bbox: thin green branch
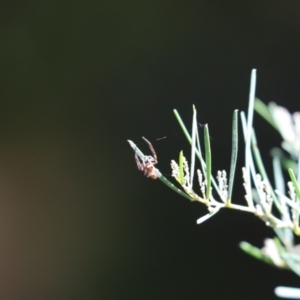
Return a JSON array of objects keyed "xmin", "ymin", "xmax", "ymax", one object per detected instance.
[{"xmin": 159, "ymin": 174, "xmax": 195, "ymax": 201}]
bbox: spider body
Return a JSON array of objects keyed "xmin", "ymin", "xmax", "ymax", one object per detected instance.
[{"xmin": 135, "ymin": 137, "xmax": 158, "ymax": 179}]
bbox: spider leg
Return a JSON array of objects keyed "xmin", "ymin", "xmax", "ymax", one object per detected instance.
[{"xmin": 142, "ymin": 136, "xmax": 157, "ymax": 160}]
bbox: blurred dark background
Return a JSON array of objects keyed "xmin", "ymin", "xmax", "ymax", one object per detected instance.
[{"xmin": 0, "ymin": 1, "xmax": 300, "ymax": 299}]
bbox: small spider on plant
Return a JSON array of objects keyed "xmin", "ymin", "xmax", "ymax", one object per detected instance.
[{"xmin": 135, "ymin": 137, "xmax": 158, "ymax": 179}]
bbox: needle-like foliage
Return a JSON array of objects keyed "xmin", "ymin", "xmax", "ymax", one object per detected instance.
[{"xmin": 128, "ymin": 70, "xmax": 300, "ymax": 298}]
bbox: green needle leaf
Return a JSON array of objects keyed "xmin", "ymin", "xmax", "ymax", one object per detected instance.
[
  {"xmin": 204, "ymin": 124, "xmax": 211, "ymax": 200},
  {"xmin": 228, "ymin": 109, "xmax": 238, "ymax": 203},
  {"xmin": 254, "ymin": 98, "xmax": 278, "ymax": 130},
  {"xmin": 190, "ymin": 105, "xmax": 197, "ymax": 186},
  {"xmin": 239, "ymin": 241, "xmax": 273, "ymax": 265},
  {"xmin": 179, "ymin": 150, "xmax": 184, "ymax": 185}
]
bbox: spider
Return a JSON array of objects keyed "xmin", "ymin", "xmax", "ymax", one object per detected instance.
[{"xmin": 135, "ymin": 137, "xmax": 158, "ymax": 180}]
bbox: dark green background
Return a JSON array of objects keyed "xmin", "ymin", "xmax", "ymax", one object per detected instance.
[{"xmin": 0, "ymin": 1, "xmax": 300, "ymax": 299}]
